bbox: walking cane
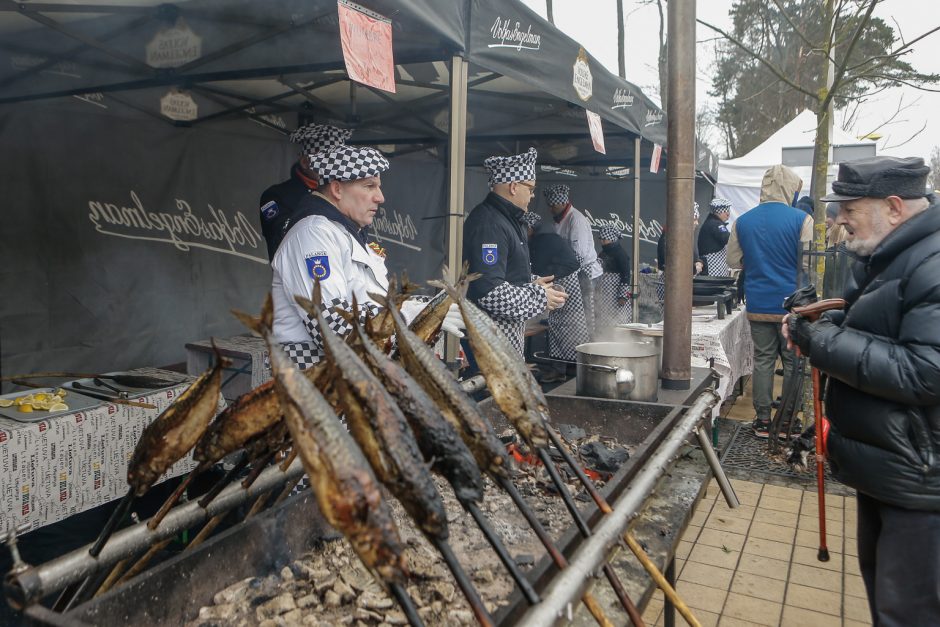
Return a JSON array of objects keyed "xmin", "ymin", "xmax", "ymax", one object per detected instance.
[{"xmin": 791, "ymin": 298, "xmax": 845, "ymax": 563}]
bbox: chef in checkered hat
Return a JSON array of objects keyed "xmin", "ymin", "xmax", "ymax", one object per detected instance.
[
  {"xmin": 270, "ymin": 142, "xmax": 464, "ymax": 368},
  {"xmin": 544, "ymin": 184, "xmax": 604, "ymax": 338},
  {"xmin": 697, "ymin": 197, "xmax": 733, "ymax": 276},
  {"xmin": 259, "ymin": 123, "xmax": 353, "ymax": 260},
  {"xmin": 596, "ymin": 225, "xmax": 633, "ymax": 326},
  {"xmin": 463, "ymin": 148, "xmax": 567, "ymax": 358}
]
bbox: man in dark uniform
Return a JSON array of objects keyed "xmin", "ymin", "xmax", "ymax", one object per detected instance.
[
  {"xmin": 258, "ymin": 123, "xmax": 352, "ymax": 260},
  {"xmin": 697, "ymin": 197, "xmax": 732, "ymax": 276},
  {"xmin": 596, "ymin": 225, "xmax": 632, "ymax": 325},
  {"xmin": 522, "ymin": 211, "xmax": 588, "ymax": 382},
  {"xmin": 463, "ymin": 148, "xmax": 567, "ymax": 358},
  {"xmin": 785, "ymin": 156, "xmax": 940, "ymax": 625}
]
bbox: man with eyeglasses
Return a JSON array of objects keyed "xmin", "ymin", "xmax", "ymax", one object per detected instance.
[
  {"xmin": 463, "ymin": 147, "xmax": 567, "ymax": 358},
  {"xmin": 545, "ymin": 184, "xmax": 603, "ymax": 338}
]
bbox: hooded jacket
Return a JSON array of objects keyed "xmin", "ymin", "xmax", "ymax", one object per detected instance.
[
  {"xmin": 727, "ymin": 165, "xmax": 812, "ymax": 320},
  {"xmin": 808, "ymin": 199, "xmax": 940, "ymax": 511}
]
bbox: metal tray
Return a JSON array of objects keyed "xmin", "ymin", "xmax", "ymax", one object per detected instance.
[
  {"xmin": 0, "ymin": 387, "xmax": 102, "ymax": 423},
  {"xmin": 63, "ymin": 373, "xmax": 177, "ymax": 401}
]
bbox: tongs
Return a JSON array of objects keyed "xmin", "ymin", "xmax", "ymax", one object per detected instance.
[{"xmin": 70, "ymin": 382, "xmax": 156, "ymax": 409}]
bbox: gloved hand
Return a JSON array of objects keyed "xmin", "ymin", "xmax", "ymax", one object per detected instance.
[
  {"xmin": 788, "ymin": 315, "xmax": 831, "ymax": 357},
  {"xmin": 399, "ymin": 298, "xmax": 427, "ymax": 325},
  {"xmin": 441, "ymin": 303, "xmax": 465, "ymax": 338}
]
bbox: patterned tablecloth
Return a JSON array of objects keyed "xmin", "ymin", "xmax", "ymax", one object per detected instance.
[
  {"xmin": 0, "ymin": 368, "xmax": 225, "ymax": 534},
  {"xmin": 625, "ymin": 305, "xmax": 753, "ymax": 416}
]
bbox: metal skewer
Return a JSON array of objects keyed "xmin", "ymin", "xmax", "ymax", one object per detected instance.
[
  {"xmin": 389, "ymin": 582, "xmax": 426, "ymax": 627},
  {"xmin": 494, "ymin": 475, "xmax": 614, "ymax": 627},
  {"xmin": 430, "ymin": 537, "xmax": 494, "ymax": 627}
]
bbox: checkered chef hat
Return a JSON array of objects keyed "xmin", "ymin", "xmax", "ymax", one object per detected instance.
[
  {"xmin": 709, "ymin": 197, "xmax": 732, "ymax": 213},
  {"xmin": 518, "ymin": 211, "xmax": 542, "ymax": 227},
  {"xmin": 543, "ymin": 184, "xmax": 569, "ymax": 207},
  {"xmin": 693, "ymin": 202, "xmax": 700, "ymax": 220},
  {"xmin": 484, "ymin": 147, "xmax": 538, "ymax": 187},
  {"xmin": 599, "ymin": 225, "xmax": 622, "ymax": 241},
  {"xmin": 289, "ymin": 123, "xmax": 352, "ymax": 159},
  {"xmin": 309, "ymin": 145, "xmax": 390, "ymax": 183}
]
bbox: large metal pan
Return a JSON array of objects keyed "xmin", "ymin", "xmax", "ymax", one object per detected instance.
[{"xmin": 575, "ymin": 342, "xmax": 659, "ymax": 402}]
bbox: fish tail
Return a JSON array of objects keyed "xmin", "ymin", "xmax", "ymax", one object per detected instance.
[
  {"xmin": 208, "ymin": 338, "xmax": 233, "ymax": 369},
  {"xmin": 232, "ymin": 294, "xmax": 271, "ymax": 337}
]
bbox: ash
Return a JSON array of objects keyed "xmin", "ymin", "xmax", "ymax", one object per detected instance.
[{"xmin": 188, "ymin": 431, "xmax": 631, "ymax": 627}]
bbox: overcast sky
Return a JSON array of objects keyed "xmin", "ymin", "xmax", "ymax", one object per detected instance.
[{"xmin": 518, "ymin": 0, "xmax": 940, "ymax": 161}]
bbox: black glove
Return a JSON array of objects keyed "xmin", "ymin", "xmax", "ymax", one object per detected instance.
[{"xmin": 788, "ymin": 316, "xmax": 832, "ymax": 356}]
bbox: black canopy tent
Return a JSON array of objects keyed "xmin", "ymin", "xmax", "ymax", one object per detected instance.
[{"xmin": 0, "ymin": 0, "xmax": 715, "ymax": 382}]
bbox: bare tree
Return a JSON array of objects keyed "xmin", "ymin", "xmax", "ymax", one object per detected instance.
[{"xmin": 700, "ymin": 0, "xmax": 940, "ymax": 288}]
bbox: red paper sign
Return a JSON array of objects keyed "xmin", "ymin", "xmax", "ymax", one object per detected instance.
[
  {"xmin": 337, "ymin": 0, "xmax": 396, "ymax": 93},
  {"xmin": 650, "ymin": 143, "xmax": 663, "ymax": 173},
  {"xmin": 586, "ymin": 110, "xmax": 606, "ymax": 154}
]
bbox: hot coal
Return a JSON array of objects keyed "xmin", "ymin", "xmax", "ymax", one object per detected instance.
[{"xmin": 579, "ymin": 441, "xmax": 629, "ymax": 473}]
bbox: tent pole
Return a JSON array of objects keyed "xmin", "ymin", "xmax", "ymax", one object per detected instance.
[
  {"xmin": 632, "ymin": 136, "xmax": 641, "ymax": 323},
  {"xmin": 445, "ymin": 55, "xmax": 469, "ymax": 365}
]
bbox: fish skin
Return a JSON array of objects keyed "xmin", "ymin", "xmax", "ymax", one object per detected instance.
[
  {"xmin": 377, "ymin": 283, "xmax": 511, "ymax": 479},
  {"xmin": 308, "ymin": 290, "xmax": 449, "ymax": 541},
  {"xmin": 349, "ymin": 317, "xmax": 485, "ymax": 505},
  {"xmin": 234, "ymin": 297, "xmax": 408, "ymax": 586},
  {"xmin": 433, "ymin": 277, "xmax": 550, "ymax": 450},
  {"xmin": 192, "ymin": 380, "xmax": 281, "ymax": 465},
  {"xmin": 126, "ymin": 347, "xmax": 227, "ymax": 496}
]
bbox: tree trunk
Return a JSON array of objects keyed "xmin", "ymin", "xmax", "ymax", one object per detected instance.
[{"xmin": 617, "ymin": 0, "xmax": 625, "ymax": 78}]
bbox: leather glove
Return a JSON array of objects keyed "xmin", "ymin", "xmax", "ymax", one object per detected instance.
[
  {"xmin": 788, "ymin": 316, "xmax": 831, "ymax": 357},
  {"xmin": 398, "ymin": 298, "xmax": 427, "ymax": 325},
  {"xmin": 441, "ymin": 303, "xmax": 465, "ymax": 338}
]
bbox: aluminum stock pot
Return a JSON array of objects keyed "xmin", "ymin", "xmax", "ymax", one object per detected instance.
[
  {"xmin": 575, "ymin": 342, "xmax": 659, "ymax": 402},
  {"xmin": 611, "ymin": 325, "xmax": 664, "ymax": 377}
]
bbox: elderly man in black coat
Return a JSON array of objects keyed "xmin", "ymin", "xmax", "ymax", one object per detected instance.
[{"xmin": 784, "ymin": 156, "xmax": 940, "ymax": 626}]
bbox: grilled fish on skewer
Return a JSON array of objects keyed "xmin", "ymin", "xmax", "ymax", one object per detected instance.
[
  {"xmin": 234, "ymin": 297, "xmax": 408, "ymax": 587},
  {"xmin": 375, "ymin": 284, "xmax": 510, "ymax": 479},
  {"xmin": 127, "ymin": 343, "xmax": 228, "ymax": 497},
  {"xmin": 349, "ymin": 313, "xmax": 485, "ymax": 504},
  {"xmin": 407, "ymin": 264, "xmax": 479, "ymax": 347},
  {"xmin": 192, "ymin": 380, "xmax": 281, "ymax": 466},
  {"xmin": 433, "ymin": 276, "xmax": 549, "ymax": 450},
  {"xmin": 298, "ymin": 289, "xmax": 448, "ymax": 540}
]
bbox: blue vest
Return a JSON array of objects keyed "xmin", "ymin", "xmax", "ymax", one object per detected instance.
[{"xmin": 735, "ymin": 202, "xmax": 806, "ymax": 315}]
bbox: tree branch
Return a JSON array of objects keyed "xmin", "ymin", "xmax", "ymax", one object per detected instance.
[
  {"xmin": 882, "ymin": 121, "xmax": 928, "ymax": 150},
  {"xmin": 698, "ymin": 18, "xmax": 818, "ymax": 99},
  {"xmin": 770, "ymin": 0, "xmax": 821, "ymax": 56},
  {"xmin": 823, "ymin": 0, "xmax": 878, "ymax": 112}
]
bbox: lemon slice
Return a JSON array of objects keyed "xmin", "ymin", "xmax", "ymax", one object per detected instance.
[
  {"xmin": 0, "ymin": 399, "xmax": 13, "ymax": 408},
  {"xmin": 15, "ymin": 395, "xmax": 33, "ymax": 406},
  {"xmin": 55, "ymin": 388, "xmax": 68, "ymax": 397},
  {"xmin": 48, "ymin": 402, "xmax": 69, "ymax": 412},
  {"xmin": 18, "ymin": 404, "xmax": 34, "ymax": 413},
  {"xmin": 33, "ymin": 393, "xmax": 48, "ymax": 402}
]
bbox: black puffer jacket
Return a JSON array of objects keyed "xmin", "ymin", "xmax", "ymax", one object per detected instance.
[{"xmin": 808, "ymin": 200, "xmax": 940, "ymax": 511}]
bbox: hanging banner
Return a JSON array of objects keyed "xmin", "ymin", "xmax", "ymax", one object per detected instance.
[
  {"xmin": 586, "ymin": 110, "xmax": 606, "ymax": 154},
  {"xmin": 337, "ymin": 0, "xmax": 396, "ymax": 93},
  {"xmin": 650, "ymin": 143, "xmax": 663, "ymax": 173},
  {"xmin": 145, "ymin": 18, "xmax": 202, "ymax": 69}
]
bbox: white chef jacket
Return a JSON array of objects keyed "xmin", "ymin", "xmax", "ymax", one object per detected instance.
[
  {"xmin": 553, "ymin": 205, "xmax": 603, "ymax": 279},
  {"xmin": 271, "ymin": 214, "xmax": 389, "ymax": 344}
]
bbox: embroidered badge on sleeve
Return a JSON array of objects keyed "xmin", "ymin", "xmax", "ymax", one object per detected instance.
[
  {"xmin": 260, "ymin": 200, "xmax": 279, "ymax": 221},
  {"xmin": 482, "ymin": 243, "xmax": 499, "ymax": 266},
  {"xmin": 305, "ymin": 252, "xmax": 331, "ymax": 280}
]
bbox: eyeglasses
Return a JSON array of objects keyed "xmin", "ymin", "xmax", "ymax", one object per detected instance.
[{"xmin": 517, "ymin": 181, "xmax": 536, "ymax": 193}]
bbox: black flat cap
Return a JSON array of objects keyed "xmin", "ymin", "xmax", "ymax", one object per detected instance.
[{"xmin": 821, "ymin": 156, "xmax": 930, "ymax": 202}]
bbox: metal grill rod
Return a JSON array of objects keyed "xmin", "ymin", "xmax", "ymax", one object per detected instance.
[
  {"xmin": 515, "ymin": 390, "xmax": 718, "ymax": 626},
  {"xmin": 4, "ymin": 459, "xmax": 304, "ymax": 609}
]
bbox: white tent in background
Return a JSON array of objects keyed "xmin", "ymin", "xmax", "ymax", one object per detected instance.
[{"xmin": 716, "ymin": 110, "xmax": 875, "ymax": 219}]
